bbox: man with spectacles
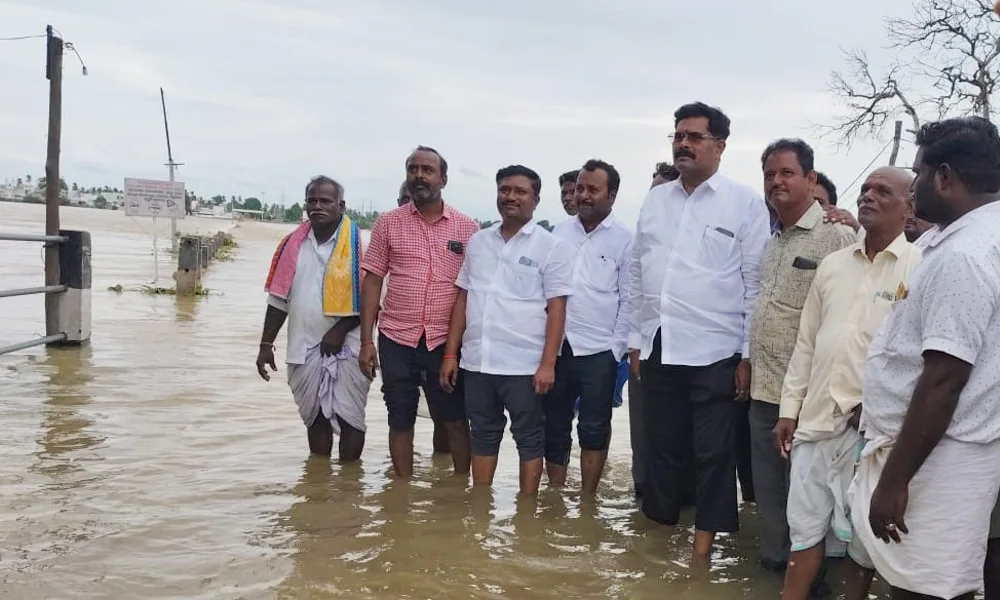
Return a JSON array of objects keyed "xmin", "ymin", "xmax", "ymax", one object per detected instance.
[{"xmin": 628, "ymin": 102, "xmax": 771, "ymax": 563}]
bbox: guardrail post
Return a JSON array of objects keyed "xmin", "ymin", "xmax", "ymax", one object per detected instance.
[
  {"xmin": 51, "ymin": 229, "xmax": 91, "ymax": 346},
  {"xmin": 200, "ymin": 243, "xmax": 210, "ymax": 270},
  {"xmin": 176, "ymin": 236, "xmax": 201, "ymax": 296}
]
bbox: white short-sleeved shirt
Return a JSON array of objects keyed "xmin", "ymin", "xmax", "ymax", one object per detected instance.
[
  {"xmin": 862, "ymin": 201, "xmax": 1000, "ymax": 444},
  {"xmin": 456, "ymin": 221, "xmax": 575, "ymax": 376},
  {"xmin": 551, "ymin": 215, "xmax": 632, "ymax": 361}
]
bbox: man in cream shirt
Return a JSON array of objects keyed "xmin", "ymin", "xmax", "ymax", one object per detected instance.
[{"xmin": 774, "ymin": 166, "xmax": 921, "ymax": 600}]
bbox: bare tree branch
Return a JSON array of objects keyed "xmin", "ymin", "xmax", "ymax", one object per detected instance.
[{"xmin": 825, "ymin": 0, "xmax": 1000, "ymax": 146}]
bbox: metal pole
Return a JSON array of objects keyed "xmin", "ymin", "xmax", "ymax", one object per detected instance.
[
  {"xmin": 161, "ymin": 87, "xmax": 179, "ymax": 253},
  {"xmin": 888, "ymin": 120, "xmax": 904, "ymax": 166},
  {"xmin": 44, "ymin": 25, "xmax": 64, "ymax": 339},
  {"xmin": 152, "ymin": 216, "xmax": 159, "ymax": 286}
]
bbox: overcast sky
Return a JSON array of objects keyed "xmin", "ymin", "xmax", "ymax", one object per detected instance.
[{"xmin": 1, "ymin": 0, "xmax": 919, "ymax": 225}]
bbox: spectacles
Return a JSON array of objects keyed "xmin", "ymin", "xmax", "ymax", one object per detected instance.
[{"xmin": 669, "ymin": 131, "xmax": 716, "ymax": 144}]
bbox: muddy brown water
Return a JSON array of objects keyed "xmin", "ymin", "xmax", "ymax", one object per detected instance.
[{"xmin": 2, "ymin": 202, "xmax": 880, "ymax": 598}]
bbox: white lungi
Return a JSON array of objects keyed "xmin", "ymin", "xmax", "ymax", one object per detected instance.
[
  {"xmin": 287, "ymin": 344, "xmax": 370, "ymax": 435},
  {"xmin": 850, "ymin": 436, "xmax": 1000, "ymax": 597},
  {"xmin": 788, "ymin": 425, "xmax": 864, "ymax": 558}
]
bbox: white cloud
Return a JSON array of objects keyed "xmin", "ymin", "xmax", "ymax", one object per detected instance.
[{"xmin": 0, "ymin": 0, "xmax": 920, "ymax": 225}]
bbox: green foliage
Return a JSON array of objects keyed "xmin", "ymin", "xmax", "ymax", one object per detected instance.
[
  {"xmin": 93, "ymin": 196, "xmax": 109, "ymax": 209},
  {"xmin": 284, "ymin": 202, "xmax": 303, "ymax": 223},
  {"xmin": 242, "ymin": 197, "xmax": 262, "ymax": 211},
  {"xmin": 345, "ymin": 208, "xmax": 379, "ymax": 229}
]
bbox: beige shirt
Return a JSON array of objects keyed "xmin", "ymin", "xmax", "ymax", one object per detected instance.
[
  {"xmin": 780, "ymin": 233, "xmax": 923, "ymax": 439},
  {"xmin": 749, "ymin": 201, "xmax": 857, "ymax": 403}
]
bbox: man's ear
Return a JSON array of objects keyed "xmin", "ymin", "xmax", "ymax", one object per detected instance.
[{"xmin": 441, "ymin": 173, "xmax": 448, "ymax": 188}]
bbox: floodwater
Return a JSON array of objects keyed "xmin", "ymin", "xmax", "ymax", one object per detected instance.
[{"xmin": 1, "ymin": 202, "xmax": 865, "ymax": 598}]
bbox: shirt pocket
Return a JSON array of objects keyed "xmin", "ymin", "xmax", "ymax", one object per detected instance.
[
  {"xmin": 583, "ymin": 254, "xmax": 618, "ymax": 292},
  {"xmin": 776, "ymin": 260, "xmax": 819, "ymax": 310},
  {"xmin": 862, "ymin": 295, "xmax": 895, "ymax": 342},
  {"xmin": 698, "ymin": 225, "xmax": 737, "ymax": 269},
  {"xmin": 503, "ymin": 262, "xmax": 543, "ymax": 300},
  {"xmin": 433, "ymin": 244, "xmax": 465, "ymax": 284}
]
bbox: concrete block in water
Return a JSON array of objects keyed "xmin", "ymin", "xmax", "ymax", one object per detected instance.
[
  {"xmin": 200, "ymin": 245, "xmax": 210, "ymax": 269},
  {"xmin": 176, "ymin": 236, "xmax": 202, "ymax": 296},
  {"xmin": 53, "ymin": 229, "xmax": 92, "ymax": 345}
]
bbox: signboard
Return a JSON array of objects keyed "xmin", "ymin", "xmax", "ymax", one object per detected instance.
[{"xmin": 124, "ymin": 177, "xmax": 186, "ymax": 219}]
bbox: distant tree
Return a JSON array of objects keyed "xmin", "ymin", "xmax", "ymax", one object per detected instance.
[
  {"xmin": 537, "ymin": 220, "xmax": 553, "ymax": 231},
  {"xmin": 345, "ymin": 208, "xmax": 379, "ymax": 229},
  {"xmin": 242, "ymin": 197, "xmax": 262, "ymax": 211},
  {"xmin": 825, "ymin": 0, "xmax": 998, "ymax": 147},
  {"xmin": 477, "ymin": 219, "xmax": 497, "ymax": 229},
  {"xmin": 94, "ymin": 196, "xmax": 109, "ymax": 209},
  {"xmin": 16, "ymin": 177, "xmax": 22, "ymax": 187},
  {"xmin": 211, "ymin": 195, "xmax": 226, "ymax": 206},
  {"xmin": 284, "ymin": 202, "xmax": 303, "ymax": 223},
  {"xmin": 25, "ymin": 174, "xmax": 31, "ymax": 183},
  {"xmin": 71, "ymin": 182, "xmax": 78, "ymax": 192}
]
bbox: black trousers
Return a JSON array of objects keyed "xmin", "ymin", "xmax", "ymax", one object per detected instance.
[{"xmin": 640, "ymin": 331, "xmax": 740, "ymax": 533}]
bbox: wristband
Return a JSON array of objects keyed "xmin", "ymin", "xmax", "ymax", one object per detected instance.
[
  {"xmin": 443, "ymin": 354, "xmax": 458, "ymax": 360},
  {"xmin": 260, "ymin": 342, "xmax": 275, "ymax": 348},
  {"xmin": 361, "ymin": 340, "xmax": 375, "ymax": 347}
]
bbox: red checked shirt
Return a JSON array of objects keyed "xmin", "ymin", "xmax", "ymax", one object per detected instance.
[{"xmin": 361, "ymin": 202, "xmax": 480, "ymax": 350}]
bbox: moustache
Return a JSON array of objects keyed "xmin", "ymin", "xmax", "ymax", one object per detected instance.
[{"xmin": 674, "ymin": 150, "xmax": 695, "ymax": 159}]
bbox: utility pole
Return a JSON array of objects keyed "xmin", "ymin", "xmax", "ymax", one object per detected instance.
[
  {"xmin": 888, "ymin": 120, "xmax": 903, "ymax": 166},
  {"xmin": 160, "ymin": 87, "xmax": 182, "ymax": 253},
  {"xmin": 44, "ymin": 24, "xmax": 63, "ymax": 338}
]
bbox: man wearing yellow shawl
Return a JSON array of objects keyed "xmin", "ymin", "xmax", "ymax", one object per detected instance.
[{"xmin": 256, "ymin": 176, "xmax": 370, "ymax": 460}]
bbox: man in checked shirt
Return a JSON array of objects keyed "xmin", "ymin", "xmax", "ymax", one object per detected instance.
[{"xmin": 359, "ymin": 146, "xmax": 480, "ymax": 478}]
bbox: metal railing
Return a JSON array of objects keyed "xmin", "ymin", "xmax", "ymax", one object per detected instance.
[{"xmin": 0, "ymin": 232, "xmax": 68, "ymax": 355}]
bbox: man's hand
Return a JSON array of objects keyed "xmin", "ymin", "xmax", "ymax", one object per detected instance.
[
  {"xmin": 869, "ymin": 478, "xmax": 909, "ymax": 543},
  {"xmin": 320, "ymin": 327, "xmax": 348, "ymax": 357},
  {"xmin": 440, "ymin": 356, "xmax": 459, "ymax": 393},
  {"xmin": 734, "ymin": 359, "xmax": 751, "ymax": 401},
  {"xmin": 256, "ymin": 344, "xmax": 277, "ymax": 381},
  {"xmin": 358, "ymin": 342, "xmax": 379, "ymax": 380},
  {"xmin": 533, "ymin": 363, "xmax": 556, "ymax": 395},
  {"xmin": 773, "ymin": 417, "xmax": 797, "ymax": 459},
  {"xmin": 629, "ymin": 349, "xmax": 641, "ymax": 379},
  {"xmin": 823, "ymin": 206, "xmax": 860, "ymax": 231}
]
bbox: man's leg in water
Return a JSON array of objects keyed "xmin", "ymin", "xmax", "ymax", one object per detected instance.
[
  {"xmin": 307, "ymin": 413, "xmax": 334, "ymax": 456},
  {"xmin": 337, "ymin": 416, "xmax": 365, "ymax": 462}
]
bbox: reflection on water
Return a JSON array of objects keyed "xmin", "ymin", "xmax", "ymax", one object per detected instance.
[{"xmin": 1, "ymin": 202, "xmax": 850, "ymax": 598}]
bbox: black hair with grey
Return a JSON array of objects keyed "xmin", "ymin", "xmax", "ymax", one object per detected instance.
[
  {"xmin": 409, "ymin": 145, "xmax": 448, "ymax": 177},
  {"xmin": 674, "ymin": 102, "xmax": 731, "ymax": 140},
  {"xmin": 305, "ymin": 175, "xmax": 344, "ymax": 200}
]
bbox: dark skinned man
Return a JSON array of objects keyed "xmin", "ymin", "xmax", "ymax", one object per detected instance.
[
  {"xmin": 257, "ymin": 176, "xmax": 369, "ymax": 461},
  {"xmin": 546, "ymin": 159, "xmax": 632, "ymax": 494},
  {"xmin": 749, "ymin": 139, "xmax": 856, "ymax": 587},
  {"xmin": 629, "ymin": 102, "xmax": 770, "ymax": 564},
  {"xmin": 359, "ymin": 146, "xmax": 478, "ymax": 478},
  {"xmin": 774, "ymin": 167, "xmax": 921, "ymax": 600},
  {"xmin": 850, "ymin": 117, "xmax": 1000, "ymax": 600},
  {"xmin": 559, "ymin": 169, "xmax": 579, "ymax": 216}
]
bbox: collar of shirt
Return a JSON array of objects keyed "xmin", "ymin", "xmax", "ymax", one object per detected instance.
[
  {"xmin": 407, "ymin": 200, "xmax": 457, "ymax": 221},
  {"xmin": 923, "ymin": 201, "xmax": 1000, "ymax": 251},
  {"xmin": 851, "ymin": 231, "xmax": 910, "ymax": 261},
  {"xmin": 773, "ymin": 201, "xmax": 823, "ymax": 237},
  {"xmin": 666, "ymin": 171, "xmax": 725, "ymax": 197},
  {"xmin": 489, "ymin": 219, "xmax": 538, "ymax": 239},
  {"xmin": 307, "ymin": 222, "xmax": 339, "ymax": 250},
  {"xmin": 570, "ymin": 213, "xmax": 617, "ymax": 235}
]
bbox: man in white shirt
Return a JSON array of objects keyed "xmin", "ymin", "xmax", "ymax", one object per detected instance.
[
  {"xmin": 851, "ymin": 116, "xmax": 1000, "ymax": 599},
  {"xmin": 256, "ymin": 176, "xmax": 371, "ymax": 460},
  {"xmin": 628, "ymin": 102, "xmax": 771, "ymax": 562},
  {"xmin": 440, "ymin": 165, "xmax": 574, "ymax": 496},
  {"xmin": 774, "ymin": 166, "xmax": 921, "ymax": 600},
  {"xmin": 559, "ymin": 170, "xmax": 579, "ymax": 216},
  {"xmin": 546, "ymin": 159, "xmax": 632, "ymax": 494}
]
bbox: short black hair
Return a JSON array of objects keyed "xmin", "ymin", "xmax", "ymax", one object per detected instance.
[
  {"xmin": 496, "ymin": 165, "xmax": 542, "ymax": 197},
  {"xmin": 815, "ymin": 171, "xmax": 837, "ymax": 205},
  {"xmin": 654, "ymin": 162, "xmax": 680, "ymax": 181},
  {"xmin": 558, "ymin": 170, "xmax": 579, "ymax": 186},
  {"xmin": 674, "ymin": 102, "xmax": 731, "ymax": 140},
  {"xmin": 915, "ymin": 116, "xmax": 1000, "ymax": 193},
  {"xmin": 580, "ymin": 159, "xmax": 620, "ymax": 196},
  {"xmin": 760, "ymin": 138, "xmax": 815, "ymax": 174},
  {"xmin": 305, "ymin": 175, "xmax": 343, "ymax": 200},
  {"xmin": 408, "ymin": 145, "xmax": 448, "ymax": 177}
]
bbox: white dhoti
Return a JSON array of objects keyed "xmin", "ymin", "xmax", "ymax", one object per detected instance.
[
  {"xmin": 287, "ymin": 344, "xmax": 370, "ymax": 435},
  {"xmin": 849, "ymin": 436, "xmax": 1000, "ymax": 598}
]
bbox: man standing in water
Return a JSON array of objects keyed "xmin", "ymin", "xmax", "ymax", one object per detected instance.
[
  {"xmin": 559, "ymin": 170, "xmax": 579, "ymax": 216},
  {"xmin": 546, "ymin": 159, "xmax": 632, "ymax": 494},
  {"xmin": 852, "ymin": 117, "xmax": 1000, "ymax": 599},
  {"xmin": 629, "ymin": 102, "xmax": 770, "ymax": 563},
  {"xmin": 395, "ymin": 181, "xmax": 450, "ymax": 456},
  {"xmin": 256, "ymin": 176, "xmax": 370, "ymax": 461},
  {"xmin": 749, "ymin": 139, "xmax": 856, "ymax": 579},
  {"xmin": 440, "ymin": 165, "xmax": 574, "ymax": 496},
  {"xmin": 358, "ymin": 146, "xmax": 479, "ymax": 478},
  {"xmin": 775, "ymin": 166, "xmax": 921, "ymax": 600}
]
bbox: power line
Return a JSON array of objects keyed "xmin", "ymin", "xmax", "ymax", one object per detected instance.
[
  {"xmin": 840, "ymin": 138, "xmax": 895, "ymax": 200},
  {"xmin": 0, "ymin": 34, "xmax": 46, "ymax": 41}
]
